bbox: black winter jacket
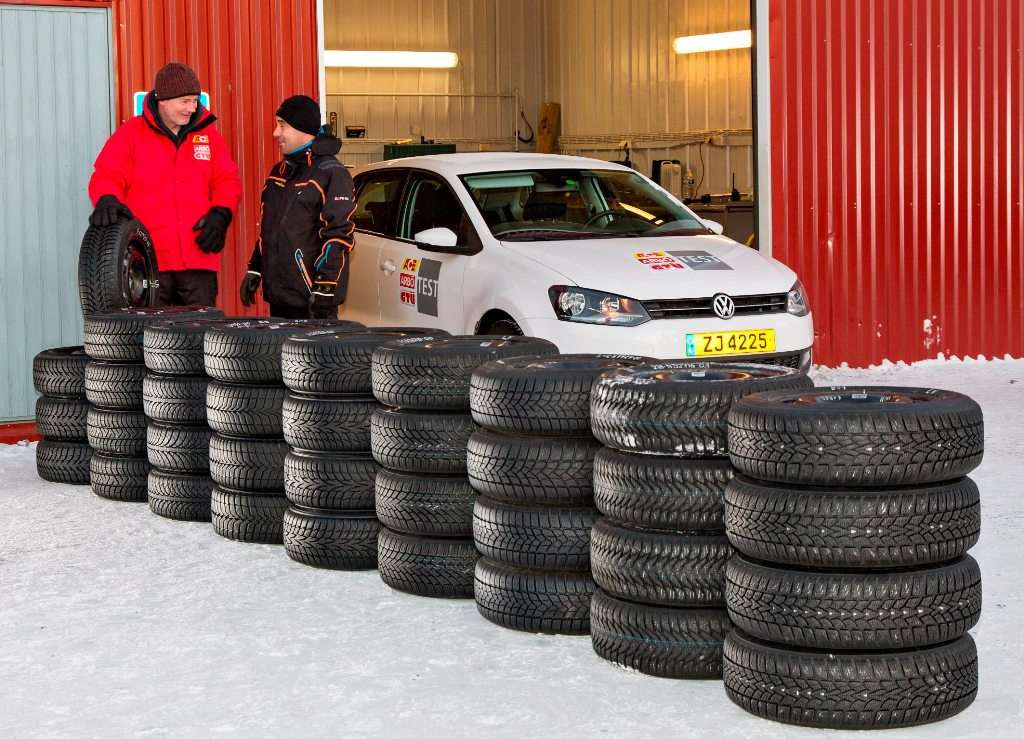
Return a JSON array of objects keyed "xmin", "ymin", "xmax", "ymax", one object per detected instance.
[{"xmin": 247, "ymin": 135, "xmax": 355, "ymax": 309}]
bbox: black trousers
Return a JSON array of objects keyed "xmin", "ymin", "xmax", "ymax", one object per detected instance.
[
  {"xmin": 157, "ymin": 269, "xmax": 218, "ymax": 307},
  {"xmin": 270, "ymin": 303, "xmax": 309, "ymax": 319}
]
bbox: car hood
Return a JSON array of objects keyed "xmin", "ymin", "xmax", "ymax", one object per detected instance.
[{"xmin": 499, "ymin": 234, "xmax": 797, "ymax": 299}]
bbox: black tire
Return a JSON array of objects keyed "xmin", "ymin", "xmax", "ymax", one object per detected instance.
[
  {"xmin": 147, "ymin": 470, "xmax": 213, "ymax": 522},
  {"xmin": 205, "ymin": 381, "xmax": 284, "ymax": 437},
  {"xmin": 34, "ymin": 396, "xmax": 89, "ymax": 441},
  {"xmin": 591, "ymin": 362, "xmax": 813, "ymax": 457},
  {"xmin": 142, "ymin": 373, "xmax": 209, "ymax": 425},
  {"xmin": 144, "ymin": 319, "xmax": 245, "ymax": 375},
  {"xmin": 33, "ymin": 346, "xmax": 89, "ymax": 397},
  {"xmin": 591, "ymin": 590, "xmax": 730, "ymax": 679},
  {"xmin": 283, "ymin": 450, "xmax": 378, "ymax": 510},
  {"xmin": 84, "ymin": 306, "xmax": 224, "ymax": 362},
  {"xmin": 593, "ymin": 449, "xmax": 732, "ymax": 531},
  {"xmin": 728, "ymin": 386, "xmax": 985, "ymax": 487},
  {"xmin": 590, "ymin": 518, "xmax": 730, "ymax": 607},
  {"xmin": 282, "ymin": 327, "xmax": 445, "ymax": 395},
  {"xmin": 210, "ymin": 486, "xmax": 289, "ymax": 544},
  {"xmin": 372, "ymin": 335, "xmax": 559, "ymax": 411},
  {"xmin": 283, "ymin": 507, "xmax": 380, "ymax": 570},
  {"xmin": 469, "ymin": 354, "xmax": 650, "ymax": 434},
  {"xmin": 203, "ymin": 319, "xmax": 342, "ymax": 384},
  {"xmin": 90, "ymin": 453, "xmax": 149, "ymax": 502},
  {"xmin": 86, "ymin": 407, "xmax": 147, "ymax": 456},
  {"xmin": 36, "ymin": 440, "xmax": 91, "ymax": 484},
  {"xmin": 726, "ymin": 554, "xmax": 982, "ymax": 650},
  {"xmin": 370, "ymin": 408, "xmax": 475, "ymax": 474},
  {"xmin": 473, "ymin": 496, "xmax": 599, "ymax": 571},
  {"xmin": 375, "ymin": 470, "xmax": 476, "ymax": 537},
  {"xmin": 377, "ymin": 528, "xmax": 477, "ymax": 598},
  {"xmin": 474, "ymin": 558, "xmax": 595, "ymax": 635},
  {"xmin": 147, "ymin": 468, "xmax": 212, "ymax": 522},
  {"xmin": 723, "ymin": 630, "xmax": 978, "ymax": 729},
  {"xmin": 725, "ymin": 475, "xmax": 981, "ymax": 568},
  {"xmin": 466, "ymin": 429, "xmax": 600, "ymax": 505},
  {"xmin": 146, "ymin": 423, "xmax": 212, "ymax": 473},
  {"xmin": 208, "ymin": 434, "xmax": 288, "ymax": 492},
  {"xmin": 78, "ymin": 219, "xmax": 159, "ymax": 316},
  {"xmin": 84, "ymin": 361, "xmax": 146, "ymax": 410},
  {"xmin": 282, "ymin": 392, "xmax": 377, "ymax": 452}
]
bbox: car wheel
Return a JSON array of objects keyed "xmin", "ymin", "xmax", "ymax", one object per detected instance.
[{"xmin": 482, "ymin": 317, "xmax": 522, "ymax": 336}]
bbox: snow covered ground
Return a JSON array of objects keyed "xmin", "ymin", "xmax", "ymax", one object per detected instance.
[{"xmin": 2, "ymin": 357, "xmax": 1022, "ymax": 739}]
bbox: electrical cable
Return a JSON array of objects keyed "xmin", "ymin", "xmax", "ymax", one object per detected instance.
[{"xmin": 517, "ymin": 109, "xmax": 535, "ymax": 144}]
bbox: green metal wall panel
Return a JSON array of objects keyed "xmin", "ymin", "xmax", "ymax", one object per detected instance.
[{"xmin": 0, "ymin": 5, "xmax": 113, "ymax": 420}]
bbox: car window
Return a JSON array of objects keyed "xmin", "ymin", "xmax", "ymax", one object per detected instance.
[
  {"xmin": 399, "ymin": 174, "xmax": 466, "ymax": 240},
  {"xmin": 459, "ymin": 169, "xmax": 708, "ymax": 242},
  {"xmin": 353, "ymin": 170, "xmax": 407, "ymax": 236}
]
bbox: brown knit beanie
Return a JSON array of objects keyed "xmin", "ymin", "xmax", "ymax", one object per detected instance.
[{"xmin": 154, "ymin": 63, "xmax": 201, "ymax": 100}]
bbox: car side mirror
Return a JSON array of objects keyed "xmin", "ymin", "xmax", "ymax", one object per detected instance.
[
  {"xmin": 414, "ymin": 227, "xmax": 460, "ymax": 252},
  {"xmin": 701, "ymin": 218, "xmax": 725, "ymax": 235}
]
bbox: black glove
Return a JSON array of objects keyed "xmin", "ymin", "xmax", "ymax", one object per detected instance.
[
  {"xmin": 239, "ymin": 271, "xmax": 261, "ymax": 307},
  {"xmin": 89, "ymin": 195, "xmax": 133, "ymax": 227},
  {"xmin": 308, "ymin": 281, "xmax": 337, "ymax": 319},
  {"xmin": 193, "ymin": 206, "xmax": 233, "ymax": 254}
]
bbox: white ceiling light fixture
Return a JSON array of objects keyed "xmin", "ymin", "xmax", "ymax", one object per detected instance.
[
  {"xmin": 672, "ymin": 30, "xmax": 751, "ymax": 55},
  {"xmin": 324, "ymin": 50, "xmax": 459, "ymax": 68}
]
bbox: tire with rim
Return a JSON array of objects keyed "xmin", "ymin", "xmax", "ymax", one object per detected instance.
[
  {"xmin": 724, "ymin": 475, "xmax": 981, "ymax": 568},
  {"xmin": 36, "ymin": 440, "xmax": 91, "ymax": 484},
  {"xmin": 203, "ymin": 320, "xmax": 342, "ymax": 384},
  {"xmin": 723, "ymin": 630, "xmax": 978, "ymax": 729},
  {"xmin": 377, "ymin": 528, "xmax": 477, "ymax": 598},
  {"xmin": 205, "ymin": 381, "xmax": 285, "ymax": 437},
  {"xmin": 283, "ymin": 450, "xmax": 378, "ymax": 510},
  {"xmin": 469, "ymin": 354, "xmax": 650, "ymax": 434},
  {"xmin": 472, "ymin": 496, "xmax": 599, "ymax": 571},
  {"xmin": 210, "ymin": 486, "xmax": 289, "ymax": 544},
  {"xmin": 474, "ymin": 558, "xmax": 596, "ymax": 635},
  {"xmin": 143, "ymin": 373, "xmax": 209, "ymax": 425},
  {"xmin": 372, "ymin": 335, "xmax": 559, "ymax": 411},
  {"xmin": 143, "ymin": 318, "xmax": 239, "ymax": 375},
  {"xmin": 283, "ymin": 507, "xmax": 380, "ymax": 569},
  {"xmin": 370, "ymin": 408, "xmax": 475, "ymax": 474},
  {"xmin": 85, "ymin": 361, "xmax": 146, "ymax": 410},
  {"xmin": 591, "ymin": 590, "xmax": 730, "ymax": 679},
  {"xmin": 33, "ymin": 346, "xmax": 89, "ymax": 397},
  {"xmin": 87, "ymin": 407, "xmax": 147, "ymax": 456},
  {"xmin": 593, "ymin": 449, "xmax": 733, "ymax": 531},
  {"xmin": 375, "ymin": 470, "xmax": 476, "ymax": 537},
  {"xmin": 84, "ymin": 306, "xmax": 223, "ymax": 362},
  {"xmin": 147, "ymin": 470, "xmax": 213, "ymax": 522},
  {"xmin": 208, "ymin": 434, "xmax": 288, "ymax": 492},
  {"xmin": 34, "ymin": 396, "xmax": 89, "ymax": 441},
  {"xmin": 90, "ymin": 453, "xmax": 149, "ymax": 502},
  {"xmin": 78, "ymin": 219, "xmax": 159, "ymax": 316},
  {"xmin": 728, "ymin": 386, "xmax": 984, "ymax": 487},
  {"xmin": 591, "ymin": 362, "xmax": 813, "ymax": 457},
  {"xmin": 282, "ymin": 392, "xmax": 377, "ymax": 452}
]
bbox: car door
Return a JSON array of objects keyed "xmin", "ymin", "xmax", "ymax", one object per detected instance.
[
  {"xmin": 341, "ymin": 169, "xmax": 408, "ymax": 324},
  {"xmin": 377, "ymin": 171, "xmax": 475, "ymax": 331}
]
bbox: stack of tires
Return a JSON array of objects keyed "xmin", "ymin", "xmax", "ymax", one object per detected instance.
[
  {"xmin": 371, "ymin": 336, "xmax": 557, "ymax": 598},
  {"xmin": 203, "ymin": 320, "xmax": 345, "ymax": 544},
  {"xmin": 33, "ymin": 347, "xmax": 92, "ymax": 485},
  {"xmin": 587, "ymin": 362, "xmax": 813, "ymax": 679},
  {"xmin": 142, "ymin": 319, "xmax": 237, "ymax": 522},
  {"xmin": 278, "ymin": 328, "xmax": 444, "ymax": 570},
  {"xmin": 83, "ymin": 307, "xmax": 222, "ymax": 502},
  {"xmin": 468, "ymin": 355, "xmax": 647, "ymax": 635},
  {"xmin": 723, "ymin": 386, "xmax": 983, "ymax": 730}
]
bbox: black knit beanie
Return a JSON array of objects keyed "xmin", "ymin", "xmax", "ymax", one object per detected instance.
[{"xmin": 276, "ymin": 95, "xmax": 321, "ymax": 136}]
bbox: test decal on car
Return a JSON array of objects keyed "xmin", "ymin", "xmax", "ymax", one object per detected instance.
[{"xmin": 399, "ymin": 256, "xmax": 443, "ymax": 317}]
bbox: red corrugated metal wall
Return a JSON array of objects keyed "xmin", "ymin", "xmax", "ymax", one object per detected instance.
[
  {"xmin": 112, "ymin": 0, "xmax": 319, "ymax": 316},
  {"xmin": 769, "ymin": 0, "xmax": 1024, "ymax": 367}
]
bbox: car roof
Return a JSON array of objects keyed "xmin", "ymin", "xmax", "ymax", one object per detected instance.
[{"xmin": 350, "ymin": 152, "xmax": 635, "ymax": 178}]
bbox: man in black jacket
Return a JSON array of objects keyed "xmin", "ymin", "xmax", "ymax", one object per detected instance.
[{"xmin": 239, "ymin": 95, "xmax": 355, "ymax": 318}]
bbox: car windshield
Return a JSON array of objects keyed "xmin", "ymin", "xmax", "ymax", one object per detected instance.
[{"xmin": 459, "ymin": 168, "xmax": 708, "ymax": 242}]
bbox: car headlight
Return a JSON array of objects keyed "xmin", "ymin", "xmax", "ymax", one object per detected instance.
[
  {"xmin": 787, "ymin": 280, "xmax": 810, "ymax": 317},
  {"xmin": 548, "ymin": 286, "xmax": 651, "ymax": 326}
]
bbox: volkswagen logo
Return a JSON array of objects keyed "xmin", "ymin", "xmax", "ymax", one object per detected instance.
[{"xmin": 712, "ymin": 293, "xmax": 735, "ymax": 319}]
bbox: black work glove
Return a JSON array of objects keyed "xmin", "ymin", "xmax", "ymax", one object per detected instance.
[
  {"xmin": 239, "ymin": 271, "xmax": 262, "ymax": 307},
  {"xmin": 308, "ymin": 281, "xmax": 337, "ymax": 319},
  {"xmin": 193, "ymin": 206, "xmax": 233, "ymax": 254},
  {"xmin": 89, "ymin": 195, "xmax": 133, "ymax": 227}
]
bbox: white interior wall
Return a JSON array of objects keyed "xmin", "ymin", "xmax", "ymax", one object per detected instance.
[{"xmin": 323, "ymin": 0, "xmax": 752, "ymax": 196}]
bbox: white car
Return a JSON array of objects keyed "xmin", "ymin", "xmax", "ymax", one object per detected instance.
[{"xmin": 342, "ymin": 153, "xmax": 813, "ymax": 369}]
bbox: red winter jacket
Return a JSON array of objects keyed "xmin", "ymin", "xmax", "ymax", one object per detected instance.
[{"xmin": 88, "ymin": 94, "xmax": 242, "ymax": 272}]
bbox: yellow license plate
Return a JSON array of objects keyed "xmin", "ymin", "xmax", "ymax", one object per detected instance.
[{"xmin": 685, "ymin": 329, "xmax": 775, "ymax": 357}]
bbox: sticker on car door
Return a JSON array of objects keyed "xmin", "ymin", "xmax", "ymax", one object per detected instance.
[{"xmin": 398, "ymin": 256, "xmax": 442, "ymax": 316}]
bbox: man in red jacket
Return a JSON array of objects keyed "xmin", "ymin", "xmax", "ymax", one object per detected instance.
[{"xmin": 88, "ymin": 63, "xmax": 242, "ymax": 306}]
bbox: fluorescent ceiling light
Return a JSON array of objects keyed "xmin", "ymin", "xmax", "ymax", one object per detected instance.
[
  {"xmin": 673, "ymin": 30, "xmax": 751, "ymax": 54},
  {"xmin": 324, "ymin": 50, "xmax": 458, "ymax": 68}
]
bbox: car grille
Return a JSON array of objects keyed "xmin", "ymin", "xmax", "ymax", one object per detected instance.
[
  {"xmin": 642, "ymin": 292, "xmax": 788, "ymax": 320},
  {"xmin": 718, "ymin": 352, "xmax": 804, "ymax": 370}
]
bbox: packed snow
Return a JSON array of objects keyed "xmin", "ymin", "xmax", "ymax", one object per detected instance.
[{"xmin": 2, "ymin": 357, "xmax": 1022, "ymax": 738}]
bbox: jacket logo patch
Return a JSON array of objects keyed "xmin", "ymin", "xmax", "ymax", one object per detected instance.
[
  {"xmin": 193, "ymin": 144, "xmax": 211, "ymax": 161},
  {"xmin": 192, "ymin": 134, "xmax": 209, "ymax": 143}
]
